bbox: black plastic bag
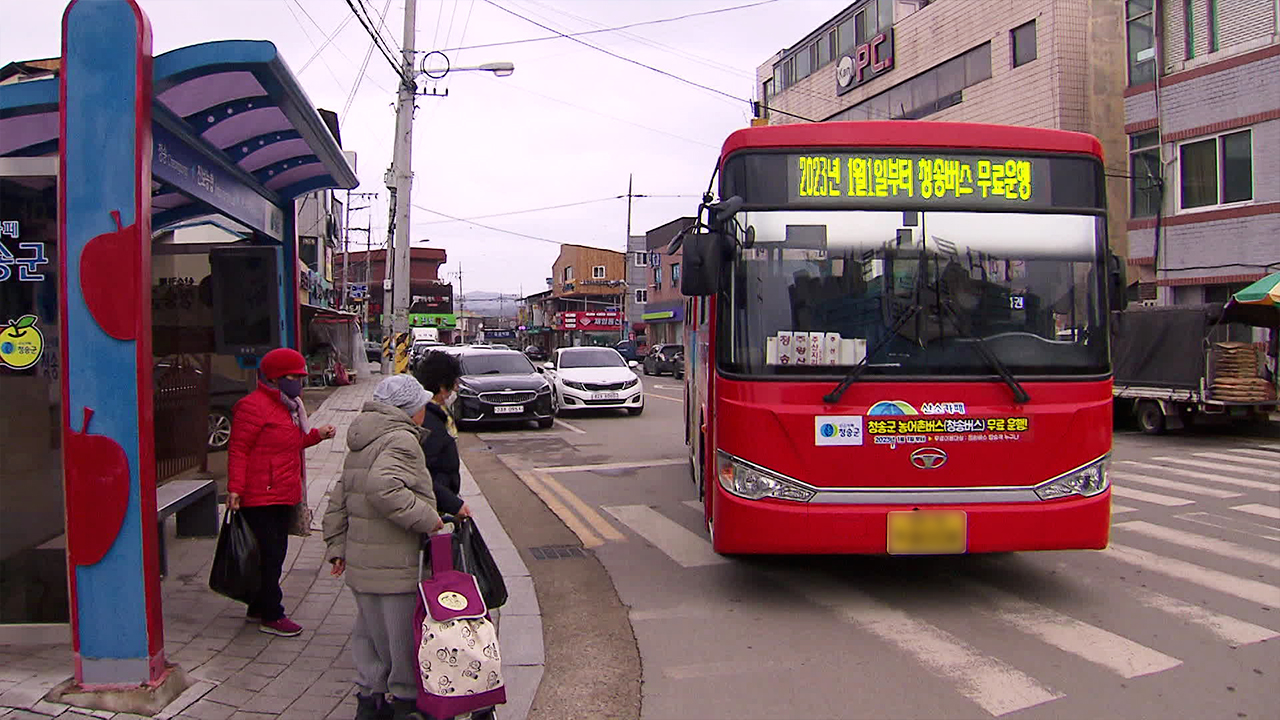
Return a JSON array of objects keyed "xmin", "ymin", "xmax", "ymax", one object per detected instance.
[
  {"xmin": 208, "ymin": 509, "xmax": 261, "ymax": 603},
  {"xmin": 452, "ymin": 517, "xmax": 507, "ymax": 609}
]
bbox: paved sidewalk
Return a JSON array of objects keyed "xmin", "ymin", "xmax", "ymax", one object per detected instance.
[{"xmin": 0, "ymin": 373, "xmax": 543, "ymax": 720}]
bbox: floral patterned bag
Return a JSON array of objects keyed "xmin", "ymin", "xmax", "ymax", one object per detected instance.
[{"xmin": 414, "ymin": 531, "xmax": 506, "ymax": 718}]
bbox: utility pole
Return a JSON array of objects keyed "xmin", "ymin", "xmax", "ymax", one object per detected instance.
[
  {"xmin": 623, "ymin": 173, "xmax": 633, "ymax": 344},
  {"xmin": 384, "ymin": 0, "xmax": 418, "ymax": 372},
  {"xmin": 342, "ymin": 191, "xmax": 378, "ymax": 312}
]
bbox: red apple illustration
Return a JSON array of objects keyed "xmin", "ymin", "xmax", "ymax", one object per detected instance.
[
  {"xmin": 79, "ymin": 210, "xmax": 139, "ymax": 340},
  {"xmin": 65, "ymin": 407, "xmax": 132, "ymax": 567}
]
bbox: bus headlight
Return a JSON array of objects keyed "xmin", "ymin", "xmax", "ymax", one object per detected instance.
[
  {"xmin": 716, "ymin": 452, "xmax": 815, "ymax": 502},
  {"xmin": 1034, "ymin": 457, "xmax": 1109, "ymax": 500}
]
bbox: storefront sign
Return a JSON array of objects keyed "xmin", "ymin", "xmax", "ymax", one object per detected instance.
[
  {"xmin": 152, "ymin": 122, "xmax": 285, "ymax": 240},
  {"xmin": 409, "ymin": 313, "xmax": 457, "ymax": 329},
  {"xmin": 484, "ymin": 328, "xmax": 515, "ymax": 340},
  {"xmin": 836, "ymin": 28, "xmax": 894, "ymax": 95},
  {"xmin": 0, "ymin": 221, "xmax": 50, "ymax": 282},
  {"xmin": 558, "ymin": 310, "xmax": 622, "ymax": 332}
]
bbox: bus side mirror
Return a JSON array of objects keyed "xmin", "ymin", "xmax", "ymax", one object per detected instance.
[
  {"xmin": 681, "ymin": 232, "xmax": 724, "ymax": 296},
  {"xmin": 1108, "ymin": 252, "xmax": 1128, "ymax": 312}
]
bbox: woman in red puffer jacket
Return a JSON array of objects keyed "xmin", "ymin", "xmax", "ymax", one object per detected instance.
[{"xmin": 227, "ymin": 347, "xmax": 337, "ymax": 637}]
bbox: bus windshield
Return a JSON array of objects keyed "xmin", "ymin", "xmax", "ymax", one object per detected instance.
[{"xmin": 719, "ymin": 210, "xmax": 1108, "ymax": 378}]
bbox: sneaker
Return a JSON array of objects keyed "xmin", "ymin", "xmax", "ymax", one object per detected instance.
[
  {"xmin": 389, "ymin": 697, "xmax": 423, "ymax": 720},
  {"xmin": 259, "ymin": 616, "xmax": 303, "ymax": 637}
]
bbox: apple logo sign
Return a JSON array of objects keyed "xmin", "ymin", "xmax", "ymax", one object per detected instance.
[{"xmin": 837, "ymin": 56, "xmax": 855, "ymax": 87}]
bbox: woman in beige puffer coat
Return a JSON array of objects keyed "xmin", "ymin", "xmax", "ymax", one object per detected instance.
[{"xmin": 324, "ymin": 374, "xmax": 443, "ymax": 720}]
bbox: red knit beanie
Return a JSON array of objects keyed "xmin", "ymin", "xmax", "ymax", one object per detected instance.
[{"xmin": 260, "ymin": 348, "xmax": 307, "ymax": 380}]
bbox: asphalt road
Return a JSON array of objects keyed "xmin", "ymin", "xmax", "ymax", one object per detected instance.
[{"xmin": 465, "ymin": 380, "xmax": 1280, "ymax": 720}]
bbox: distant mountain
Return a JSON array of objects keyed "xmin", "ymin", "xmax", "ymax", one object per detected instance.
[{"xmin": 460, "ymin": 291, "xmax": 520, "ymax": 318}]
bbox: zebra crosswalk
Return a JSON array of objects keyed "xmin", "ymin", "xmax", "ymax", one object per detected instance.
[{"xmin": 563, "ymin": 441, "xmax": 1280, "ymax": 717}]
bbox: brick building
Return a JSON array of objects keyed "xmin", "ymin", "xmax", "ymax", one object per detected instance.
[
  {"xmin": 1123, "ymin": 0, "xmax": 1279, "ymax": 305},
  {"xmin": 641, "ymin": 217, "xmax": 696, "ymax": 345},
  {"xmin": 756, "ymin": 0, "xmax": 1128, "ymax": 256},
  {"xmin": 335, "ymin": 246, "xmax": 448, "ymax": 340}
]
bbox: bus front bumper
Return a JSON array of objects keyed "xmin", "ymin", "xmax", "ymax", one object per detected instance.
[{"xmin": 710, "ymin": 485, "xmax": 1112, "ymax": 555}]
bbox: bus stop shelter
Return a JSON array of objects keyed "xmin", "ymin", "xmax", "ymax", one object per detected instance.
[{"xmin": 0, "ymin": 0, "xmax": 357, "ymax": 700}]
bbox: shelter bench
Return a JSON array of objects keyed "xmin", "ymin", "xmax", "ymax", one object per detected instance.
[{"xmin": 156, "ymin": 479, "xmax": 218, "ymax": 577}]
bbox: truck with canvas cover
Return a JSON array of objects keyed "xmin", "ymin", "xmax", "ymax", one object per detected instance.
[{"xmin": 1112, "ymin": 302, "xmax": 1279, "ymax": 434}]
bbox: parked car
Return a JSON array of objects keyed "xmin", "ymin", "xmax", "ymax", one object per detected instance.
[
  {"xmin": 545, "ymin": 347, "xmax": 644, "ymax": 416},
  {"xmin": 524, "ymin": 345, "xmax": 548, "ymax": 362},
  {"xmin": 614, "ymin": 340, "xmax": 644, "ymax": 362},
  {"xmin": 672, "ymin": 351, "xmax": 685, "ymax": 380},
  {"xmin": 642, "ymin": 343, "xmax": 684, "ymax": 376},
  {"xmin": 451, "ymin": 349, "xmax": 556, "ymax": 429},
  {"xmin": 365, "ymin": 340, "xmax": 382, "ymax": 363},
  {"xmin": 207, "ymin": 373, "xmax": 252, "ymax": 451}
]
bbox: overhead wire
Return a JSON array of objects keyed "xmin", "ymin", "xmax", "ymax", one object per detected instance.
[
  {"xmin": 342, "ymin": 0, "xmax": 396, "ymax": 122},
  {"xmin": 282, "ymin": 0, "xmax": 352, "ymax": 93},
  {"xmin": 297, "ymin": 13, "xmax": 356, "ymax": 74},
  {"xmin": 439, "ymin": 0, "xmax": 778, "ymax": 53},
  {"xmin": 413, "ymin": 193, "xmax": 701, "ymax": 226},
  {"xmin": 480, "ymin": 0, "xmax": 816, "ymax": 122},
  {"xmin": 344, "ymin": 0, "xmax": 409, "ymax": 82},
  {"xmin": 356, "ymin": 0, "xmax": 402, "ymax": 56}
]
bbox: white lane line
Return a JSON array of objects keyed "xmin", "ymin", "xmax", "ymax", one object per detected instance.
[
  {"xmin": 1111, "ymin": 504, "xmax": 1139, "ymax": 515},
  {"xmin": 1118, "ymin": 460, "xmax": 1280, "ymax": 492},
  {"xmin": 553, "ymin": 418, "xmax": 587, "ymax": 434},
  {"xmin": 1194, "ymin": 451, "xmax": 1280, "ymax": 468},
  {"xmin": 1111, "ymin": 486, "xmax": 1195, "ymax": 507},
  {"xmin": 1233, "ymin": 503, "xmax": 1280, "ymax": 521},
  {"xmin": 1111, "ymin": 471, "xmax": 1241, "ymax": 498},
  {"xmin": 630, "ymin": 604, "xmax": 716, "ymax": 622},
  {"xmin": 1234, "ymin": 448, "xmax": 1280, "ymax": 459},
  {"xmin": 1176, "ymin": 512, "xmax": 1280, "ymax": 543},
  {"xmin": 602, "ymin": 505, "xmax": 728, "ymax": 567},
  {"xmin": 1130, "ymin": 587, "xmax": 1279, "ymax": 646},
  {"xmin": 1114, "ymin": 520, "xmax": 1280, "ymax": 569},
  {"xmin": 783, "ymin": 576, "xmax": 1062, "ymax": 717},
  {"xmin": 648, "ymin": 393, "xmax": 682, "ymax": 403},
  {"xmin": 654, "ymin": 384, "xmax": 682, "ymax": 390},
  {"xmin": 538, "ymin": 458, "xmax": 686, "ymax": 474},
  {"xmin": 967, "ymin": 582, "xmax": 1181, "ymax": 678},
  {"xmin": 1105, "ymin": 544, "xmax": 1280, "ymax": 607},
  {"xmin": 1153, "ymin": 456, "xmax": 1278, "ymax": 480}
]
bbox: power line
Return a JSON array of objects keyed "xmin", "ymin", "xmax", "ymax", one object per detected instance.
[
  {"xmin": 282, "ymin": 0, "xmax": 353, "ymax": 94},
  {"xmin": 414, "ymin": 195, "xmax": 624, "ymax": 225},
  {"xmin": 342, "ymin": 0, "xmax": 396, "ymax": 121},
  {"xmin": 298, "ymin": 14, "xmax": 355, "ymax": 74},
  {"xmin": 357, "ymin": 0, "xmax": 402, "ymax": 56},
  {"xmin": 412, "ymin": 203, "xmax": 568, "ymax": 245},
  {"xmin": 439, "ymin": 0, "xmax": 777, "ymax": 53},
  {"xmin": 481, "ymin": 0, "xmax": 816, "ymax": 122},
  {"xmin": 344, "ymin": 0, "xmax": 409, "ymax": 82}
]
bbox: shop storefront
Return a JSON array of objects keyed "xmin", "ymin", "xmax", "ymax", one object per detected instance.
[
  {"xmin": 641, "ymin": 301, "xmax": 684, "ymax": 345},
  {"xmin": 555, "ymin": 309, "xmax": 623, "ymax": 347}
]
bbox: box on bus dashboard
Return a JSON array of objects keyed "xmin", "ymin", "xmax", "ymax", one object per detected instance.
[{"xmin": 681, "ymin": 122, "xmax": 1127, "ymax": 557}]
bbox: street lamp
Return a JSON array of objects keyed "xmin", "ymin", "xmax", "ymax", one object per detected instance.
[{"xmin": 421, "ymin": 52, "xmax": 515, "ymax": 83}]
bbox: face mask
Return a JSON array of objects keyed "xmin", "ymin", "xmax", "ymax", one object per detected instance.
[
  {"xmin": 277, "ymin": 377, "xmax": 304, "ymax": 398},
  {"xmin": 445, "ymin": 391, "xmax": 459, "ymax": 408}
]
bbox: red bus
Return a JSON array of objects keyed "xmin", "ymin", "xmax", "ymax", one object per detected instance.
[{"xmin": 677, "ymin": 121, "xmax": 1128, "ymax": 555}]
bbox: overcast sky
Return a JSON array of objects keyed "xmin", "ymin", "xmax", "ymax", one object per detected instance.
[{"xmin": 1, "ymin": 0, "xmax": 843, "ymax": 294}]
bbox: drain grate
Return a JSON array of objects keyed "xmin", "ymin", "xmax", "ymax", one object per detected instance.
[{"xmin": 528, "ymin": 545, "xmax": 590, "ymax": 560}]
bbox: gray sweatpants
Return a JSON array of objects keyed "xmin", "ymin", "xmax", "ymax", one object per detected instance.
[{"xmin": 351, "ymin": 590, "xmax": 420, "ymax": 701}]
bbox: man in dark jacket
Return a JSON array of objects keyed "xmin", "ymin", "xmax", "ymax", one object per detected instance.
[{"xmin": 413, "ymin": 351, "xmax": 471, "ymax": 519}]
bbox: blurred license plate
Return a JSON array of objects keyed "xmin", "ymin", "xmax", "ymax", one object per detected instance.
[
  {"xmin": 592, "ymin": 392, "xmax": 619, "ymax": 400},
  {"xmin": 886, "ymin": 511, "xmax": 967, "ymax": 555},
  {"xmin": 493, "ymin": 405, "xmax": 524, "ymax": 414}
]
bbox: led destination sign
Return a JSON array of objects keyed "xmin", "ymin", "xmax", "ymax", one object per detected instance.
[{"xmin": 790, "ymin": 153, "xmax": 1050, "ymax": 207}]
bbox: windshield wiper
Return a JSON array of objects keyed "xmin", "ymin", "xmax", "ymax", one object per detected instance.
[
  {"xmin": 823, "ymin": 304, "xmax": 922, "ymax": 404},
  {"xmin": 938, "ymin": 300, "xmax": 1031, "ymax": 404}
]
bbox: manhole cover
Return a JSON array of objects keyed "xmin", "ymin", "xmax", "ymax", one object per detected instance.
[{"xmin": 528, "ymin": 545, "xmax": 590, "ymax": 560}]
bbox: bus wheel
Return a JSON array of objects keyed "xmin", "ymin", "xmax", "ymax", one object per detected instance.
[{"xmin": 1137, "ymin": 400, "xmax": 1166, "ymax": 435}]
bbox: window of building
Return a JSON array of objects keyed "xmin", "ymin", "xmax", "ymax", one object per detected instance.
[
  {"xmin": 1207, "ymin": 0, "xmax": 1218, "ymax": 52},
  {"xmin": 772, "ymin": 63, "xmax": 783, "ymax": 93},
  {"xmin": 592, "ymin": 265, "xmax": 606, "ymax": 279},
  {"xmin": 563, "ymin": 266, "xmax": 573, "ymax": 282},
  {"xmin": 634, "ymin": 252, "xmax": 647, "ymax": 267},
  {"xmin": 877, "ymin": 0, "xmax": 894, "ymax": 32},
  {"xmin": 1129, "ymin": 131, "xmax": 1162, "ymax": 218},
  {"xmin": 1179, "ymin": 129, "xmax": 1252, "ymax": 210},
  {"xmin": 634, "ymin": 289, "xmax": 648, "ymax": 304},
  {"xmin": 649, "ymin": 252, "xmax": 660, "ymax": 266},
  {"xmin": 855, "ymin": 8, "xmax": 869, "ymax": 44},
  {"xmin": 1126, "ymin": 0, "xmax": 1156, "ymax": 86},
  {"xmin": 827, "ymin": 42, "xmax": 991, "ymax": 123},
  {"xmin": 653, "ymin": 266, "xmax": 663, "ymax": 290},
  {"xmin": 1184, "ymin": 0, "xmax": 1195, "ymax": 59},
  {"xmin": 795, "ymin": 45, "xmax": 812, "ymax": 81},
  {"xmin": 816, "ymin": 33, "xmax": 831, "ymax": 68},
  {"xmin": 1012, "ymin": 20, "xmax": 1037, "ymax": 67},
  {"xmin": 838, "ymin": 15, "xmax": 857, "ymax": 53},
  {"xmin": 671, "ymin": 262, "xmax": 681, "ymax": 285}
]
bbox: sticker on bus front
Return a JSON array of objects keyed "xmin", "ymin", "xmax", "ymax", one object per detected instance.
[{"xmin": 815, "ymin": 416, "xmax": 864, "ymax": 446}]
